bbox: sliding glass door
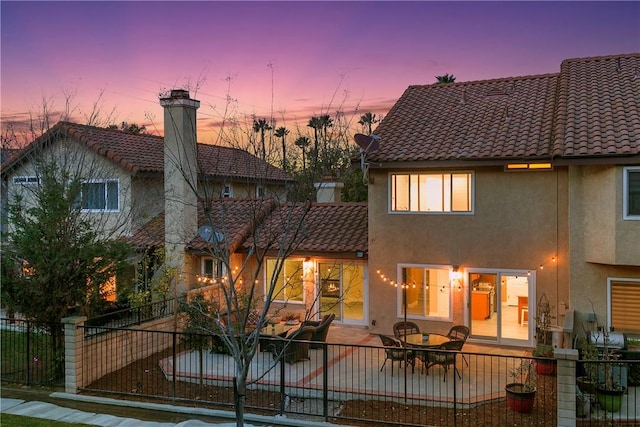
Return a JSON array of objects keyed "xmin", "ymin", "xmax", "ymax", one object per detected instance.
[
  {"xmin": 468, "ymin": 269, "xmax": 533, "ymax": 346},
  {"xmin": 318, "ymin": 261, "xmax": 366, "ymax": 325}
]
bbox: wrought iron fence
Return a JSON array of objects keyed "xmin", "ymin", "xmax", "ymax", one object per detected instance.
[
  {"xmin": 84, "ymin": 299, "xmax": 174, "ymax": 336},
  {"xmin": 0, "ymin": 317, "xmax": 64, "ymax": 386},
  {"xmin": 576, "ymin": 357, "xmax": 640, "ymax": 425},
  {"xmin": 78, "ymin": 325, "xmax": 566, "ymax": 426}
]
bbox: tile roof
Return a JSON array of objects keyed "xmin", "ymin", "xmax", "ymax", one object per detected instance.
[
  {"xmin": 2, "ymin": 122, "xmax": 293, "ymax": 183},
  {"xmin": 552, "ymin": 54, "xmax": 640, "ymax": 157},
  {"xmin": 246, "ymin": 202, "xmax": 368, "ymax": 255},
  {"xmin": 370, "ymin": 53, "xmax": 640, "ymax": 164},
  {"xmin": 128, "ymin": 200, "xmax": 368, "ymax": 257},
  {"xmin": 190, "ymin": 198, "xmax": 278, "ymax": 254}
]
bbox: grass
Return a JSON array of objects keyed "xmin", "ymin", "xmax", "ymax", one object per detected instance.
[
  {"xmin": 0, "ymin": 414, "xmax": 93, "ymax": 426},
  {"xmin": 0, "ymin": 326, "xmax": 60, "ymax": 385}
]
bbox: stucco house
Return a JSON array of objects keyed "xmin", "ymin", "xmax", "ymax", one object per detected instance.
[
  {"xmin": 364, "ymin": 53, "xmax": 640, "ymax": 347},
  {"xmin": 1, "ymin": 90, "xmax": 369, "ymax": 325}
]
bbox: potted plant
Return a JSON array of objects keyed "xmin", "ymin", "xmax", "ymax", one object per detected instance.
[
  {"xmin": 576, "ymin": 334, "xmax": 598, "ymax": 398},
  {"xmin": 505, "ymin": 359, "xmax": 537, "ymax": 413},
  {"xmin": 533, "ymin": 293, "xmax": 556, "ymax": 375},
  {"xmin": 281, "ymin": 311, "xmax": 300, "ymax": 325},
  {"xmin": 594, "ymin": 333, "xmax": 627, "ymax": 412}
]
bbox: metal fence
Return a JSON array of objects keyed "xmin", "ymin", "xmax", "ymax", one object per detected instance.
[
  {"xmin": 0, "ymin": 317, "xmax": 64, "ymax": 386},
  {"xmin": 576, "ymin": 358, "xmax": 640, "ymax": 425},
  {"xmin": 78, "ymin": 326, "xmax": 565, "ymax": 426},
  {"xmin": 84, "ymin": 299, "xmax": 174, "ymax": 336}
]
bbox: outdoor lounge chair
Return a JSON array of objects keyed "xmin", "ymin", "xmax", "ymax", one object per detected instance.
[
  {"xmin": 301, "ymin": 313, "xmax": 336, "ymax": 349},
  {"xmin": 393, "ymin": 321, "xmax": 420, "ymax": 338},
  {"xmin": 419, "ymin": 339, "xmax": 464, "ymax": 381},
  {"xmin": 269, "ymin": 325, "xmax": 316, "ymax": 364},
  {"xmin": 378, "ymin": 334, "xmax": 415, "ymax": 375}
]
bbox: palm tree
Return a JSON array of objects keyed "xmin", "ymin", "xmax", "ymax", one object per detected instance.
[
  {"xmin": 253, "ymin": 118, "xmax": 272, "ymax": 160},
  {"xmin": 307, "ymin": 116, "xmax": 322, "ymax": 165},
  {"xmin": 436, "ymin": 74, "xmax": 456, "ymax": 83},
  {"xmin": 294, "ymin": 136, "xmax": 310, "ymax": 172},
  {"xmin": 319, "ymin": 114, "xmax": 333, "ymax": 151},
  {"xmin": 358, "ymin": 112, "xmax": 378, "ymax": 135},
  {"xmin": 274, "ymin": 126, "xmax": 289, "ymax": 172}
]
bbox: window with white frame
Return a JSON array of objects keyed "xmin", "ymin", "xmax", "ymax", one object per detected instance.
[
  {"xmin": 81, "ymin": 180, "xmax": 119, "ymax": 211},
  {"xmin": 221, "ymin": 184, "xmax": 233, "ymax": 198},
  {"xmin": 399, "ymin": 265, "xmax": 451, "ymax": 320},
  {"xmin": 609, "ymin": 279, "xmax": 640, "ymax": 334},
  {"xmin": 13, "ymin": 176, "xmax": 40, "ymax": 185},
  {"xmin": 266, "ymin": 258, "xmax": 304, "ymax": 303},
  {"xmin": 199, "ymin": 257, "xmax": 225, "ymax": 286},
  {"xmin": 256, "ymin": 185, "xmax": 265, "ymax": 198},
  {"xmin": 623, "ymin": 166, "xmax": 640, "ymax": 219},
  {"xmin": 390, "ymin": 172, "xmax": 472, "ymax": 212}
]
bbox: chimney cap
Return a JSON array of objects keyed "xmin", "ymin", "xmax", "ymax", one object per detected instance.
[{"xmin": 170, "ymin": 89, "xmax": 190, "ymax": 99}]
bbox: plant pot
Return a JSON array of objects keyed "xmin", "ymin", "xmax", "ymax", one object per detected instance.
[
  {"xmin": 505, "ymin": 383, "xmax": 536, "ymax": 413},
  {"xmin": 595, "ymin": 386, "xmax": 625, "ymax": 413},
  {"xmin": 535, "ymin": 359, "xmax": 557, "ymax": 376},
  {"xmin": 576, "ymin": 376, "xmax": 597, "ymax": 396}
]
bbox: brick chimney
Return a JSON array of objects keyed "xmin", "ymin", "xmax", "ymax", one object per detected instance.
[{"xmin": 160, "ymin": 89, "xmax": 200, "ymax": 294}]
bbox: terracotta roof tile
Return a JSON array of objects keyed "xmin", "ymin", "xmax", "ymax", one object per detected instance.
[
  {"xmin": 129, "ymin": 200, "xmax": 368, "ymax": 257},
  {"xmin": 371, "ymin": 53, "xmax": 640, "ymax": 164},
  {"xmin": 190, "ymin": 198, "xmax": 277, "ymax": 254},
  {"xmin": 552, "ymin": 53, "xmax": 640, "ymax": 157},
  {"xmin": 3, "ymin": 122, "xmax": 293, "ymax": 182},
  {"xmin": 247, "ymin": 202, "xmax": 368, "ymax": 255},
  {"xmin": 371, "ymin": 74, "xmax": 558, "ymax": 163},
  {"xmin": 126, "ymin": 213, "xmax": 165, "ymax": 249}
]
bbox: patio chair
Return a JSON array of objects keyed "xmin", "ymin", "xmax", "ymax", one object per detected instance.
[
  {"xmin": 378, "ymin": 334, "xmax": 415, "ymax": 375},
  {"xmin": 446, "ymin": 325, "xmax": 470, "ymax": 366},
  {"xmin": 393, "ymin": 321, "xmax": 420, "ymax": 339},
  {"xmin": 269, "ymin": 325, "xmax": 316, "ymax": 364},
  {"xmin": 301, "ymin": 313, "xmax": 336, "ymax": 349},
  {"xmin": 419, "ymin": 339, "xmax": 464, "ymax": 381}
]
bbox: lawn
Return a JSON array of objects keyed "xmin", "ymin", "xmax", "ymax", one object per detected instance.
[{"xmin": 0, "ymin": 327, "xmax": 60, "ymax": 385}]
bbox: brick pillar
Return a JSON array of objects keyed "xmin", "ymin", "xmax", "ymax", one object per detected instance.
[
  {"xmin": 62, "ymin": 316, "xmax": 86, "ymax": 394},
  {"xmin": 555, "ymin": 348, "xmax": 579, "ymax": 427}
]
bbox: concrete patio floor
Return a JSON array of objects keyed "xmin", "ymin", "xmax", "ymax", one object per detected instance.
[
  {"xmin": 158, "ymin": 324, "xmax": 638, "ymax": 422},
  {"xmin": 160, "ymin": 325, "xmax": 537, "ymax": 405}
]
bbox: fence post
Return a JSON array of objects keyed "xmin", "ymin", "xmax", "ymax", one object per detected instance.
[
  {"xmin": 62, "ymin": 315, "xmax": 87, "ymax": 394},
  {"xmin": 555, "ymin": 348, "xmax": 579, "ymax": 427}
]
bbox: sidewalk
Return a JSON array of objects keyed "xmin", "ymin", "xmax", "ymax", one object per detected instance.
[{"xmin": 0, "ymin": 389, "xmax": 343, "ymax": 427}]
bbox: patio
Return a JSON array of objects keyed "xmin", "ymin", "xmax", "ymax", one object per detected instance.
[{"xmin": 160, "ymin": 325, "xmax": 539, "ymax": 405}]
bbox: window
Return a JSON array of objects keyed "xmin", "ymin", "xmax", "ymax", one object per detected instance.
[
  {"xmin": 390, "ymin": 172, "xmax": 472, "ymax": 212},
  {"xmin": 221, "ymin": 184, "xmax": 233, "ymax": 198},
  {"xmin": 609, "ymin": 279, "xmax": 640, "ymax": 333},
  {"xmin": 266, "ymin": 258, "xmax": 304, "ymax": 303},
  {"xmin": 196, "ymin": 257, "xmax": 225, "ymax": 286},
  {"xmin": 399, "ymin": 265, "xmax": 451, "ymax": 320},
  {"xmin": 256, "ymin": 185, "xmax": 265, "ymax": 198},
  {"xmin": 624, "ymin": 167, "xmax": 640, "ymax": 219},
  {"xmin": 13, "ymin": 176, "xmax": 39, "ymax": 185},
  {"xmin": 81, "ymin": 180, "xmax": 119, "ymax": 211},
  {"xmin": 203, "ymin": 258, "xmax": 224, "ymax": 278}
]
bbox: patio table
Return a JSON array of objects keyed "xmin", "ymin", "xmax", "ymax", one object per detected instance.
[
  {"xmin": 258, "ymin": 323, "xmax": 292, "ymax": 351},
  {"xmin": 403, "ymin": 333, "xmax": 450, "ymax": 349}
]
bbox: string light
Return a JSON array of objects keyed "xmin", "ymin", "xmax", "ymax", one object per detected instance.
[{"xmin": 536, "ymin": 255, "xmax": 558, "ymax": 271}]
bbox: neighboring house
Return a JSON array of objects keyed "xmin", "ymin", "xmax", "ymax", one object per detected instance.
[
  {"xmin": 365, "ymin": 53, "xmax": 640, "ymax": 347},
  {"xmin": 1, "ymin": 89, "xmax": 369, "ymax": 326},
  {"xmin": 1, "ymin": 90, "xmax": 294, "ymax": 299}
]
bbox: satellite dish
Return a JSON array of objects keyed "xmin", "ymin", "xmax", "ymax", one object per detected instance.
[
  {"xmin": 353, "ymin": 133, "xmax": 380, "ymax": 153},
  {"xmin": 198, "ymin": 225, "xmax": 224, "ymax": 244},
  {"xmin": 353, "ymin": 134, "xmax": 381, "ymax": 184}
]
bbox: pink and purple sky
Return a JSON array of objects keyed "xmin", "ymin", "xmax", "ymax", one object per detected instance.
[{"xmin": 2, "ymin": 1, "xmax": 639, "ymax": 144}]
